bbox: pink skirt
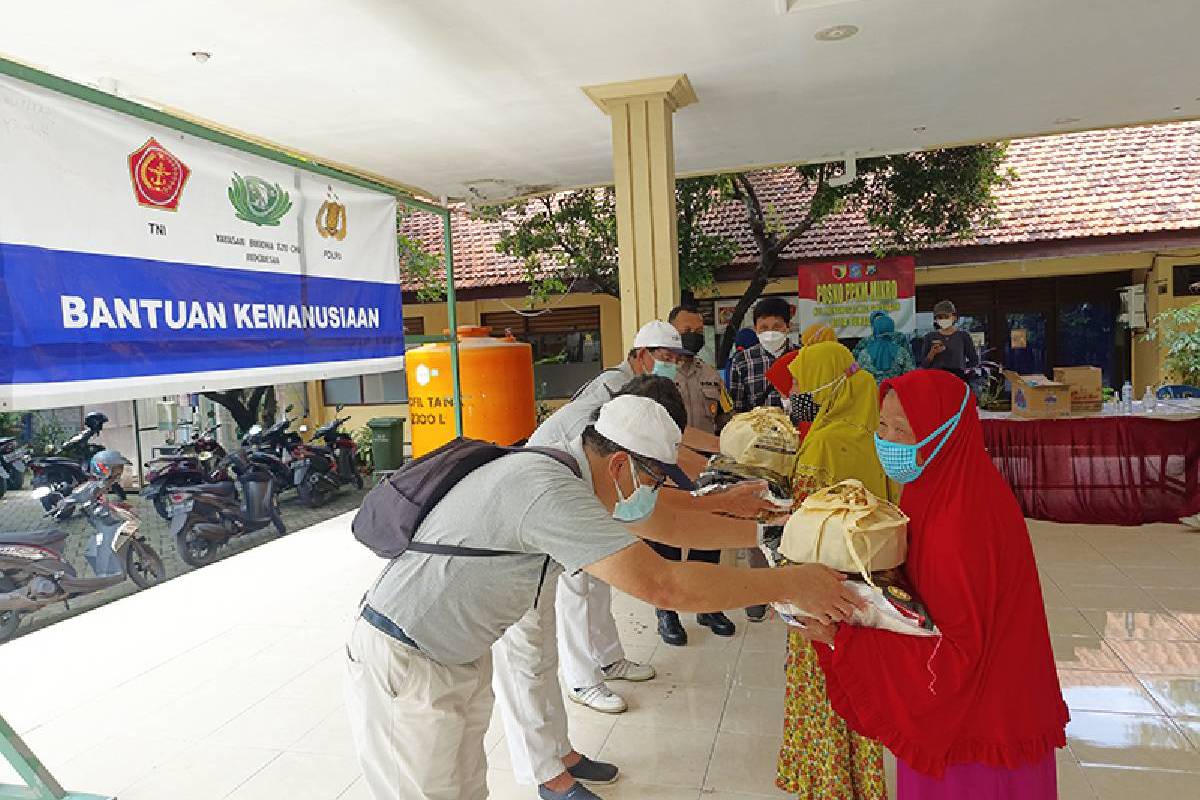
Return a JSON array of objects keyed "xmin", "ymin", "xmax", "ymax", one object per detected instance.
[{"xmin": 897, "ymin": 752, "xmax": 1057, "ymax": 800}]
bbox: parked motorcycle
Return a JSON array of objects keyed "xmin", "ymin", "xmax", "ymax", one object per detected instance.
[
  {"xmin": 141, "ymin": 423, "xmax": 230, "ymax": 520},
  {"xmin": 168, "ymin": 449, "xmax": 286, "ymax": 568},
  {"xmin": 0, "ymin": 436, "xmax": 31, "ymax": 492},
  {"xmin": 240, "ymin": 405, "xmax": 301, "ymax": 497},
  {"xmin": 30, "ymin": 411, "xmax": 125, "ymax": 516},
  {"xmin": 2, "ymin": 451, "xmax": 165, "ymax": 643},
  {"xmin": 292, "ymin": 414, "xmax": 361, "ymax": 507}
]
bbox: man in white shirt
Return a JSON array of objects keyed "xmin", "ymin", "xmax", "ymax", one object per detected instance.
[{"xmin": 346, "ymin": 390, "xmax": 859, "ymax": 800}]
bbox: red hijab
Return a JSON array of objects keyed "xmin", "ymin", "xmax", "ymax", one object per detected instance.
[{"xmin": 818, "ymin": 369, "xmax": 1067, "ymax": 777}]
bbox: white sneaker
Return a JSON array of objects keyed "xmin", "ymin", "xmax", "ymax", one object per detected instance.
[
  {"xmin": 568, "ymin": 683, "xmax": 628, "ymax": 714},
  {"xmin": 602, "ymin": 658, "xmax": 656, "ymax": 683}
]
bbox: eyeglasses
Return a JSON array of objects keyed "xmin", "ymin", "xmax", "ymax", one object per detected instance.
[{"xmin": 631, "ymin": 457, "xmax": 667, "ymax": 490}]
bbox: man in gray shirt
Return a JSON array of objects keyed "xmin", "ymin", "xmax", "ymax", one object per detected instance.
[{"xmin": 346, "ymin": 393, "xmax": 859, "ymax": 800}]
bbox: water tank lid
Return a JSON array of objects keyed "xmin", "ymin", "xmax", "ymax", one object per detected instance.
[{"xmin": 441, "ymin": 325, "xmax": 505, "ymax": 340}]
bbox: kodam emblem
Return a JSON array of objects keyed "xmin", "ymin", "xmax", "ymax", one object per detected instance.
[
  {"xmin": 228, "ymin": 173, "xmax": 293, "ymax": 226},
  {"xmin": 128, "ymin": 138, "xmax": 190, "ymax": 211}
]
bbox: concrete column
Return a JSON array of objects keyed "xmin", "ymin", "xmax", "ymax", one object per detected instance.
[{"xmin": 583, "ymin": 75, "xmax": 697, "ymax": 351}]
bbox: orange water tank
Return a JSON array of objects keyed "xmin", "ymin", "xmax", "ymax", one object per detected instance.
[{"xmin": 406, "ymin": 326, "xmax": 536, "ymax": 458}]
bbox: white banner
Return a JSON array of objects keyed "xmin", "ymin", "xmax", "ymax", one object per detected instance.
[{"xmin": 0, "ymin": 72, "xmax": 405, "ymax": 410}]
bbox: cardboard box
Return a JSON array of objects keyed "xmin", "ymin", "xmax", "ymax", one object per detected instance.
[
  {"xmin": 1004, "ymin": 371, "xmax": 1073, "ymax": 418},
  {"xmin": 1053, "ymin": 366, "xmax": 1104, "ymax": 413}
]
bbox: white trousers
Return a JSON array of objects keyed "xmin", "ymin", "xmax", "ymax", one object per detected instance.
[
  {"xmin": 492, "ymin": 570, "xmax": 626, "ymax": 785},
  {"xmin": 556, "ymin": 569, "xmax": 625, "ymax": 690},
  {"xmin": 345, "ymin": 617, "xmax": 492, "ymax": 800}
]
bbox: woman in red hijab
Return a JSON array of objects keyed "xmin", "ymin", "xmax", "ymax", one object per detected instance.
[{"xmin": 795, "ymin": 369, "xmax": 1068, "ymax": 799}]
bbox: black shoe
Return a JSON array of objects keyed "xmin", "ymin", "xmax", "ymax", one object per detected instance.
[
  {"xmin": 567, "ymin": 755, "xmax": 619, "ymax": 785},
  {"xmin": 697, "ymin": 612, "xmax": 736, "ymax": 637},
  {"xmin": 656, "ymin": 610, "xmax": 688, "ymax": 646},
  {"xmin": 745, "ymin": 605, "xmax": 768, "ymax": 623},
  {"xmin": 538, "ymin": 782, "xmax": 603, "ymax": 800}
]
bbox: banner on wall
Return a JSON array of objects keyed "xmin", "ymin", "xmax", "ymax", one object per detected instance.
[
  {"xmin": 797, "ymin": 256, "xmax": 916, "ymax": 339},
  {"xmin": 0, "ymin": 73, "xmax": 404, "ymax": 410}
]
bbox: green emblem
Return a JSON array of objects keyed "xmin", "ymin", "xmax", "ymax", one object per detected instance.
[{"xmin": 228, "ymin": 173, "xmax": 293, "ymax": 226}]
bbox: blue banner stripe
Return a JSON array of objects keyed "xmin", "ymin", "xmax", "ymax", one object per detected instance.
[{"xmin": 1, "ymin": 242, "xmax": 404, "ymax": 385}]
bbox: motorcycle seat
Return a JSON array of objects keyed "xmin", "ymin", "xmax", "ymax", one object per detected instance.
[
  {"xmin": 175, "ymin": 481, "xmax": 237, "ymax": 497},
  {"xmin": 151, "ymin": 454, "xmax": 198, "ymax": 463},
  {"xmin": 37, "ymin": 457, "xmax": 83, "ymax": 466},
  {"xmin": 306, "ymin": 445, "xmax": 334, "ymax": 455},
  {"xmin": 0, "ymin": 529, "xmax": 68, "ymax": 547}
]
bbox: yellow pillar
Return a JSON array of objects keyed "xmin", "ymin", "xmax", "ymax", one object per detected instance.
[{"xmin": 583, "ymin": 75, "xmax": 697, "ymax": 352}]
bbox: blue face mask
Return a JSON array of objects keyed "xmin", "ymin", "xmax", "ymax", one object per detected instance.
[
  {"xmin": 651, "ymin": 359, "xmax": 678, "ymax": 381},
  {"xmin": 612, "ymin": 459, "xmax": 660, "ymax": 523},
  {"xmin": 874, "ymin": 386, "xmax": 971, "ymax": 484}
]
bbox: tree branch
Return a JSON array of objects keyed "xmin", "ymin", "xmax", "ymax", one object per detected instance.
[{"xmin": 731, "ymin": 174, "xmax": 770, "ymax": 256}]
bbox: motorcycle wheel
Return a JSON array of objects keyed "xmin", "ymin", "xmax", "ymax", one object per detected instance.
[
  {"xmin": 0, "ymin": 577, "xmax": 21, "ymax": 643},
  {"xmin": 298, "ymin": 478, "xmax": 327, "ymax": 509},
  {"xmin": 125, "ymin": 540, "xmax": 166, "ymax": 589},
  {"xmin": 152, "ymin": 494, "xmax": 172, "ymax": 521},
  {"xmin": 175, "ymin": 519, "xmax": 220, "ymax": 568}
]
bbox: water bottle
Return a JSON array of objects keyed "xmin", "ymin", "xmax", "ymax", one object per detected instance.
[
  {"xmin": 1121, "ymin": 381, "xmax": 1133, "ymax": 414},
  {"xmin": 1143, "ymin": 386, "xmax": 1157, "ymax": 414}
]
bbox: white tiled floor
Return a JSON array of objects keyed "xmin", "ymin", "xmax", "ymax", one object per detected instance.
[{"xmin": 1, "ymin": 514, "xmax": 1199, "ymax": 799}]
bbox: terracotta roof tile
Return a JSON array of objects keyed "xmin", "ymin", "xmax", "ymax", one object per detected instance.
[{"xmin": 401, "ymin": 121, "xmax": 1200, "ymax": 291}]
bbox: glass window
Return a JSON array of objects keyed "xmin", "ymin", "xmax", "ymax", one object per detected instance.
[
  {"xmin": 1004, "ymin": 312, "xmax": 1048, "ymax": 376},
  {"xmin": 1058, "ymin": 302, "xmax": 1116, "ymax": 386},
  {"xmin": 323, "ymin": 371, "xmax": 407, "ymax": 406},
  {"xmin": 323, "ymin": 376, "xmax": 363, "ymax": 405}
]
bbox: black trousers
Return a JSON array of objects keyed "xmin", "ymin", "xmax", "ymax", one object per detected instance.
[{"xmin": 648, "ymin": 540, "xmax": 721, "ymax": 614}]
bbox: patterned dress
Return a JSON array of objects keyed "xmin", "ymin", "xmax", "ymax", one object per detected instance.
[{"xmin": 777, "ymin": 463, "xmax": 888, "ymax": 799}]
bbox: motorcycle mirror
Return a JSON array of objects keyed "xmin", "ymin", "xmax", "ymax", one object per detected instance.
[{"xmin": 30, "ymin": 486, "xmax": 52, "ymax": 500}]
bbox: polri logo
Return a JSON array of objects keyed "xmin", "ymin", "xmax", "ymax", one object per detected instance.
[{"xmin": 315, "ymin": 186, "xmax": 348, "ymax": 241}]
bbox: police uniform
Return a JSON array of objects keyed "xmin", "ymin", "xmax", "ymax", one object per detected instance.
[
  {"xmin": 674, "ymin": 356, "xmax": 733, "ymax": 435},
  {"xmin": 647, "ymin": 356, "xmax": 732, "ymax": 568}
]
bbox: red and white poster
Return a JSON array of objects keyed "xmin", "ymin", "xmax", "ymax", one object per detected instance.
[{"xmin": 797, "ymin": 256, "xmax": 916, "ymax": 339}]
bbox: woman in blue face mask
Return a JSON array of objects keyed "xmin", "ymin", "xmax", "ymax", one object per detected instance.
[{"xmin": 795, "ymin": 370, "xmax": 1067, "ymax": 800}]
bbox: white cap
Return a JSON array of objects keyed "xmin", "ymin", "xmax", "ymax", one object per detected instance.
[
  {"xmin": 632, "ymin": 320, "xmax": 687, "ymax": 354},
  {"xmin": 594, "ymin": 395, "xmax": 695, "ymax": 489}
]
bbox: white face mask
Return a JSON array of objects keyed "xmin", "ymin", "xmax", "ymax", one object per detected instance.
[
  {"xmin": 935, "ymin": 318, "xmax": 954, "ymax": 330},
  {"xmin": 758, "ymin": 330, "xmax": 788, "ymax": 354}
]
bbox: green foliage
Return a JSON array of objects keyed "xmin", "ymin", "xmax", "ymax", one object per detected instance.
[
  {"xmin": 477, "ymin": 177, "xmax": 738, "ymax": 303},
  {"xmin": 1144, "ymin": 303, "xmax": 1200, "ymax": 386},
  {"xmin": 353, "ymin": 425, "xmax": 374, "ymax": 470},
  {"xmin": 30, "ymin": 418, "xmax": 68, "ymax": 455},
  {"xmin": 396, "ymin": 207, "xmax": 449, "ymax": 303},
  {"xmin": 0, "ymin": 412, "xmax": 19, "ymax": 437},
  {"xmin": 717, "ymin": 144, "xmax": 1012, "ymax": 361}
]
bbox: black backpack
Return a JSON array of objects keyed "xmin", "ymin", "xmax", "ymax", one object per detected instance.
[{"xmin": 352, "ymin": 437, "xmax": 581, "ymax": 560}]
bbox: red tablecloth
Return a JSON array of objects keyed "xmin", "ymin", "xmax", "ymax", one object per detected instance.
[{"xmin": 981, "ymin": 416, "xmax": 1200, "ymax": 525}]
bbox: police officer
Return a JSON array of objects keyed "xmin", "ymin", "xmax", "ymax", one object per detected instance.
[{"xmin": 650, "ymin": 303, "xmax": 737, "ymax": 645}]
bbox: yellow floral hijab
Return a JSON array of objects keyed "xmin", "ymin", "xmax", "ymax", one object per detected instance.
[{"xmin": 786, "ymin": 341, "xmax": 894, "ymax": 501}]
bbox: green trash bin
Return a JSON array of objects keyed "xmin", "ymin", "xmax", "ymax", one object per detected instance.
[{"xmin": 368, "ymin": 417, "xmax": 406, "ymax": 481}]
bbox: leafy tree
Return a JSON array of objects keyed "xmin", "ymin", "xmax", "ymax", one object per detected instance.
[
  {"xmin": 474, "ymin": 176, "xmax": 737, "ymax": 305},
  {"xmin": 201, "ymin": 386, "xmax": 277, "ymax": 436},
  {"xmin": 716, "ymin": 145, "xmax": 1013, "ymax": 363},
  {"xmin": 1144, "ymin": 304, "xmax": 1200, "ymax": 386}
]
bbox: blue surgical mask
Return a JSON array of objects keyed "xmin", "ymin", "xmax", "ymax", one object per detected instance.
[
  {"xmin": 612, "ymin": 460, "xmax": 660, "ymax": 523},
  {"xmin": 651, "ymin": 359, "xmax": 678, "ymax": 381},
  {"xmin": 874, "ymin": 386, "xmax": 971, "ymax": 484}
]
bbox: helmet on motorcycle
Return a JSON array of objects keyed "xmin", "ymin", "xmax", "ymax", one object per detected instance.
[
  {"xmin": 90, "ymin": 449, "xmax": 131, "ymax": 482},
  {"xmin": 84, "ymin": 411, "xmax": 109, "ymax": 431}
]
